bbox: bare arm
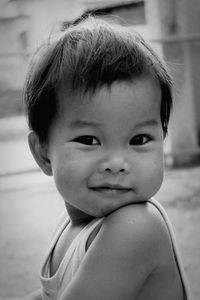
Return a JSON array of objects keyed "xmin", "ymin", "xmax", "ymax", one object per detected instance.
[
  {"xmin": 59, "ymin": 203, "xmax": 174, "ymax": 300},
  {"xmin": 23, "ymin": 290, "xmax": 42, "ymax": 300},
  {"xmin": 2, "ymin": 289, "xmax": 42, "ymax": 300}
]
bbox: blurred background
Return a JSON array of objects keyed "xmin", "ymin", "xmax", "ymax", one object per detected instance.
[{"xmin": 0, "ymin": 0, "xmax": 200, "ymax": 299}]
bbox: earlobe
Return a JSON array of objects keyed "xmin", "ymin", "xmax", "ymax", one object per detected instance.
[{"xmin": 28, "ymin": 131, "xmax": 53, "ymax": 176}]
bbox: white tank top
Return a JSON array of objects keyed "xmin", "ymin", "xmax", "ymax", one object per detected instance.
[{"xmin": 40, "ymin": 198, "xmax": 192, "ymax": 300}]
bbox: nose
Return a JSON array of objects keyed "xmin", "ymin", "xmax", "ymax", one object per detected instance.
[{"xmin": 99, "ymin": 155, "xmax": 131, "ymax": 174}]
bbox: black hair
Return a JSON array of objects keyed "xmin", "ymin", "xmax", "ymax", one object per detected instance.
[{"xmin": 24, "ymin": 15, "xmax": 173, "ymax": 143}]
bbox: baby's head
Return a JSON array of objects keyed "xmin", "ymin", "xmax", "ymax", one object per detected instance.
[
  {"xmin": 24, "ymin": 15, "xmax": 172, "ymax": 144},
  {"xmin": 25, "ymin": 16, "xmax": 173, "ymax": 219}
]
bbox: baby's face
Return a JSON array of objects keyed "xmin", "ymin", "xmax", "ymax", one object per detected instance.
[{"xmin": 47, "ymin": 77, "xmax": 164, "ymax": 222}]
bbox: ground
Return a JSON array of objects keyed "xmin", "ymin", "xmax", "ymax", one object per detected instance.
[
  {"xmin": 0, "ymin": 90, "xmax": 24, "ymax": 118},
  {"xmin": 0, "ymin": 116, "xmax": 200, "ymax": 299}
]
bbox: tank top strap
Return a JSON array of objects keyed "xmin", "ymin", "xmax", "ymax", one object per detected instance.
[
  {"xmin": 58, "ymin": 217, "xmax": 104, "ymax": 281},
  {"xmin": 49, "ymin": 211, "xmax": 70, "ymax": 248},
  {"xmin": 148, "ymin": 198, "xmax": 192, "ymax": 300},
  {"xmin": 79, "ymin": 217, "xmax": 105, "ymax": 254}
]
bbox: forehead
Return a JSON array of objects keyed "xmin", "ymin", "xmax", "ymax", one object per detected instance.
[{"xmin": 57, "ymin": 76, "xmax": 161, "ymax": 126}]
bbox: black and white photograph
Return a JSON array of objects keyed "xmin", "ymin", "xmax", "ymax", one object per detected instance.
[{"xmin": 0, "ymin": 1, "xmax": 200, "ymax": 299}]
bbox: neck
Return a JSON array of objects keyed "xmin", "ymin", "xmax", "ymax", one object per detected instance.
[{"xmin": 65, "ymin": 206, "xmax": 95, "ymax": 226}]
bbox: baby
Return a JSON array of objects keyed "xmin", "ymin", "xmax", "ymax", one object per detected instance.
[{"xmin": 8, "ymin": 15, "xmax": 192, "ymax": 300}]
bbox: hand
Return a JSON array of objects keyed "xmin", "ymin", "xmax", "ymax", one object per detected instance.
[
  {"xmin": 1, "ymin": 297, "xmax": 31, "ymax": 300},
  {"xmin": 1, "ymin": 290, "xmax": 42, "ymax": 300}
]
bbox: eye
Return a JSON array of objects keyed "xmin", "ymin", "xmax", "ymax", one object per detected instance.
[
  {"xmin": 130, "ymin": 134, "xmax": 152, "ymax": 146},
  {"xmin": 73, "ymin": 135, "xmax": 100, "ymax": 145}
]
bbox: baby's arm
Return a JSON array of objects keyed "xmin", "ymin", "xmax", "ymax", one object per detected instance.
[
  {"xmin": 22, "ymin": 290, "xmax": 42, "ymax": 300},
  {"xmin": 2, "ymin": 289, "xmax": 42, "ymax": 300},
  {"xmin": 59, "ymin": 203, "xmax": 182, "ymax": 300}
]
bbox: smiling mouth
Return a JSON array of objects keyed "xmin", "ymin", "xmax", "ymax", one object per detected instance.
[{"xmin": 90, "ymin": 186, "xmax": 132, "ymax": 195}]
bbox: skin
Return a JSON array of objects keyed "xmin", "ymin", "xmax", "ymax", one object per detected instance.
[
  {"xmin": 31, "ymin": 76, "xmax": 164, "ymax": 223},
  {"xmin": 24, "ymin": 76, "xmax": 184, "ymax": 299}
]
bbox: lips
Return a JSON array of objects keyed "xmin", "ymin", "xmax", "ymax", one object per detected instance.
[{"xmin": 90, "ymin": 184, "xmax": 132, "ymax": 195}]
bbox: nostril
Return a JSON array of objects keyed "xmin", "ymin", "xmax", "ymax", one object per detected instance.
[
  {"xmin": 99, "ymin": 158, "xmax": 130, "ymax": 174},
  {"xmin": 105, "ymin": 167, "xmax": 125, "ymax": 173}
]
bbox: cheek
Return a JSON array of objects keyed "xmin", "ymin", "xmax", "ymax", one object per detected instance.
[
  {"xmin": 150, "ymin": 157, "xmax": 164, "ymax": 194},
  {"xmin": 151, "ymin": 161, "xmax": 164, "ymax": 192},
  {"xmin": 52, "ymin": 150, "xmax": 94, "ymax": 196},
  {"xmin": 53, "ymin": 165, "xmax": 73, "ymax": 199},
  {"xmin": 139, "ymin": 151, "xmax": 164, "ymax": 197}
]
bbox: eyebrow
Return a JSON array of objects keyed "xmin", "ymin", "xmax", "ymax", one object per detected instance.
[
  {"xmin": 69, "ymin": 118, "xmax": 160, "ymax": 130},
  {"xmin": 69, "ymin": 120, "xmax": 102, "ymax": 129},
  {"xmin": 135, "ymin": 119, "xmax": 160, "ymax": 128}
]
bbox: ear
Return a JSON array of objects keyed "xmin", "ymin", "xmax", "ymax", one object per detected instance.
[{"xmin": 28, "ymin": 131, "xmax": 53, "ymax": 176}]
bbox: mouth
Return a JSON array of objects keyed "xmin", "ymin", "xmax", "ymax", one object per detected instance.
[{"xmin": 90, "ymin": 184, "xmax": 132, "ymax": 195}]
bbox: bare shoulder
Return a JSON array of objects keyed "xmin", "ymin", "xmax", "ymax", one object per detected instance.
[
  {"xmin": 88, "ymin": 202, "xmax": 175, "ymax": 282},
  {"xmin": 101, "ymin": 202, "xmax": 172, "ymax": 263},
  {"xmin": 100, "ymin": 203, "xmax": 184, "ymax": 300},
  {"xmin": 104, "ymin": 201, "xmax": 167, "ymax": 229},
  {"xmin": 60, "ymin": 203, "xmax": 184, "ymax": 300}
]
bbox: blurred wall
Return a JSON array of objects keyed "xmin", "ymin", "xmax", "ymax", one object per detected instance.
[
  {"xmin": 0, "ymin": 0, "xmax": 84, "ymax": 90},
  {"xmin": 145, "ymin": 0, "xmax": 200, "ymax": 164}
]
